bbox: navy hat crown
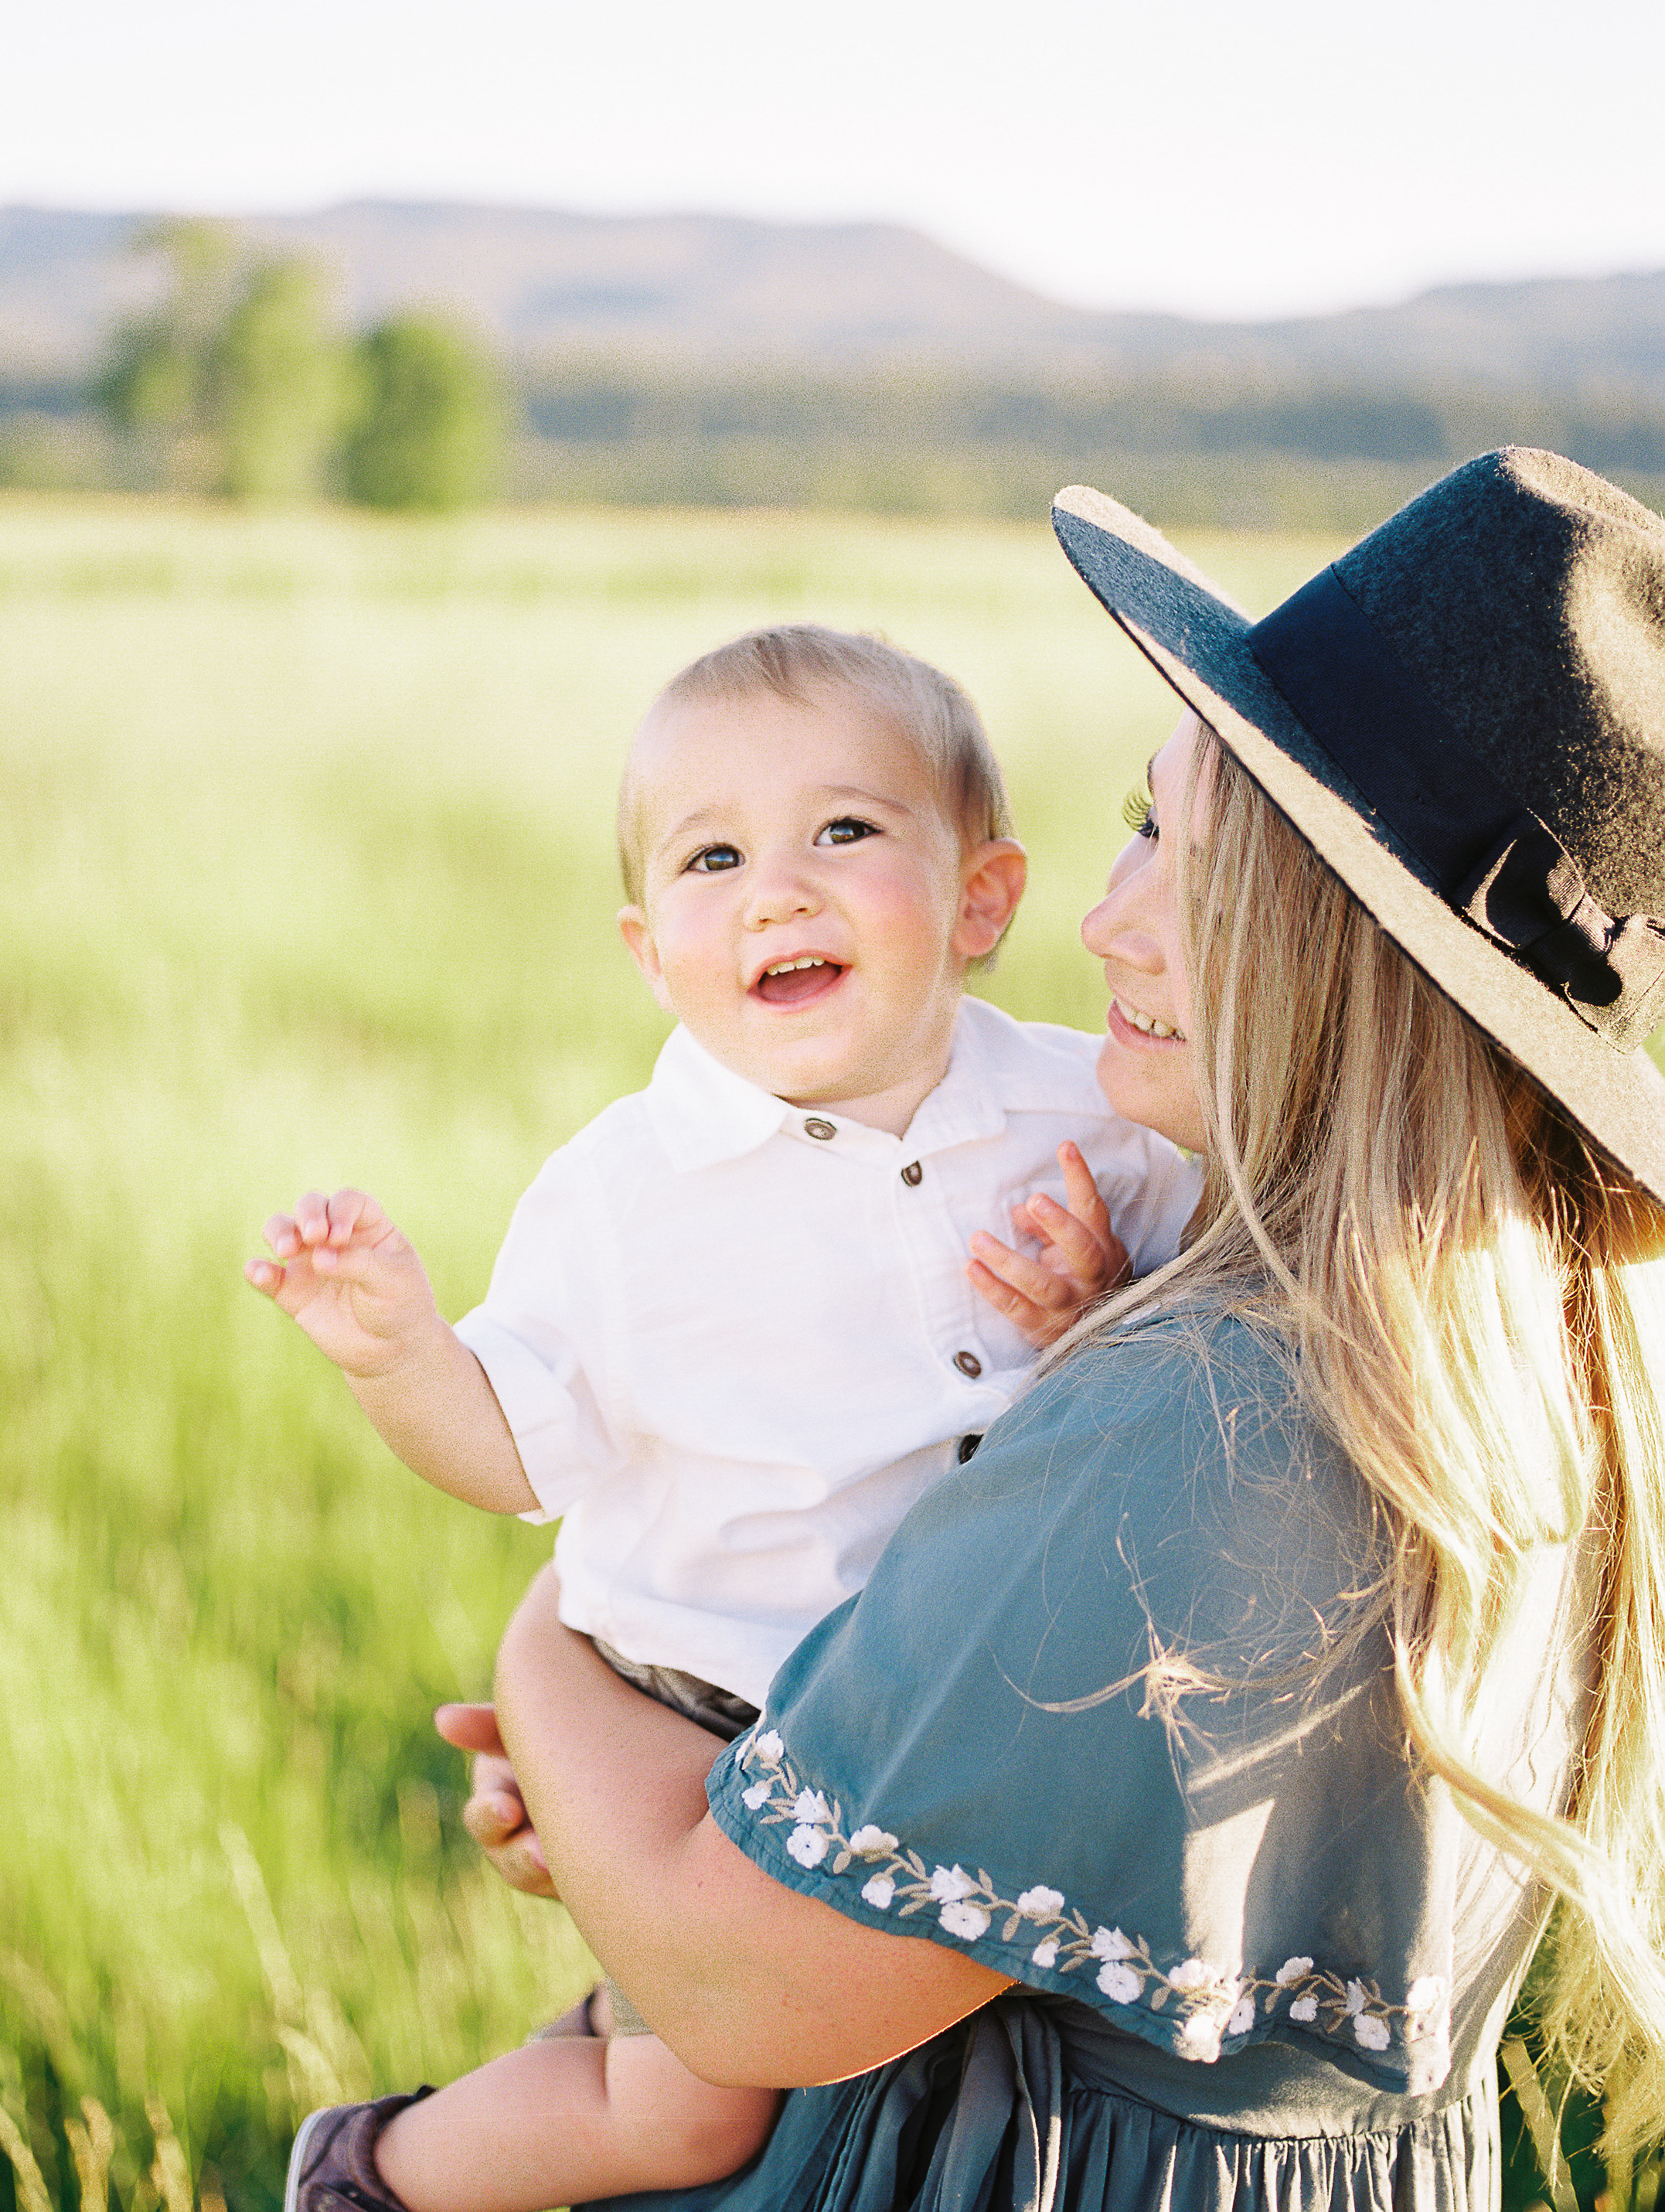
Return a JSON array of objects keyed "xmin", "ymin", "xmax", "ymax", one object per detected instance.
[{"xmin": 1051, "ymin": 448, "xmax": 1665, "ymax": 1200}]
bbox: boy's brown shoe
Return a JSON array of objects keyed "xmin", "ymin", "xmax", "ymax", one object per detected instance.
[{"xmin": 283, "ymin": 2088, "xmax": 434, "ymax": 2212}]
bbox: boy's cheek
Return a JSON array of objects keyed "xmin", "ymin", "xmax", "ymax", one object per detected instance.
[
  {"xmin": 856, "ymin": 867, "xmax": 958, "ymax": 948},
  {"xmin": 640, "ymin": 937, "xmax": 729, "ymax": 1027}
]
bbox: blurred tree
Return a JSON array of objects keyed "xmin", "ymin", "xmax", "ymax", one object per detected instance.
[
  {"xmin": 342, "ymin": 315, "xmax": 502, "ymax": 510},
  {"xmin": 94, "ymin": 220, "xmax": 242, "ymax": 489},
  {"xmin": 96, "ymin": 220, "xmax": 349, "ymax": 500},
  {"xmin": 209, "ymin": 257, "xmax": 353, "ymax": 501}
]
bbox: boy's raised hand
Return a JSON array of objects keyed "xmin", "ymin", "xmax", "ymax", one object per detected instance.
[
  {"xmin": 966, "ymin": 1140, "xmax": 1130, "ymax": 1348},
  {"xmin": 245, "ymin": 1188, "xmax": 437, "ymax": 1378}
]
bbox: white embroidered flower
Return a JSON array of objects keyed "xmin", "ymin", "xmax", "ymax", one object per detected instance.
[
  {"xmin": 1089, "ymin": 1925, "xmax": 1134, "ymax": 1961},
  {"xmin": 848, "ymin": 1825, "xmax": 897, "ymax": 1855},
  {"xmin": 1344, "ymin": 1979, "xmax": 1367, "ymax": 2016},
  {"xmin": 754, "ymin": 1730, "xmax": 784, "ymax": 1763},
  {"xmin": 1016, "ymin": 1886, "xmax": 1065, "ymax": 1919},
  {"xmin": 1168, "ymin": 1958, "xmax": 1211, "ymax": 1991},
  {"xmin": 1275, "ymin": 1955, "xmax": 1313, "ymax": 1985},
  {"xmin": 1031, "ymin": 1938, "xmax": 1059, "ymax": 1970},
  {"xmin": 1180, "ymin": 2014, "xmax": 1221, "ymax": 2060},
  {"xmin": 1405, "ymin": 1976, "xmax": 1442, "ymax": 2013},
  {"xmin": 862, "ymin": 1873, "xmax": 896, "ymax": 1910},
  {"xmin": 1097, "ymin": 1961, "xmax": 1140, "ymax": 2006},
  {"xmin": 929, "ymin": 1865, "xmax": 977, "ymax": 1904},
  {"xmin": 941, "ymin": 1900, "xmax": 991, "ymax": 1941},
  {"xmin": 1353, "ymin": 2012, "xmax": 1391, "ymax": 2052},
  {"xmin": 1288, "ymin": 1996, "xmax": 1319, "ymax": 2024},
  {"xmin": 1227, "ymin": 1995, "xmax": 1257, "ymax": 2036},
  {"xmin": 787, "ymin": 1824, "xmax": 829, "ymax": 1868},
  {"xmin": 792, "ymin": 1789, "xmax": 829, "ymax": 1825},
  {"xmin": 741, "ymin": 1780, "xmax": 771, "ymax": 1810}
]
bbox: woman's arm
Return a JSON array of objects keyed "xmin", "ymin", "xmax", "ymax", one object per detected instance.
[{"xmin": 493, "ymin": 1566, "xmax": 1010, "ymax": 2088}]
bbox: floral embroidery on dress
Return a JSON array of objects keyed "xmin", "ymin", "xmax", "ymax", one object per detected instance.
[{"xmin": 731, "ymin": 1726, "xmax": 1450, "ymax": 2072}]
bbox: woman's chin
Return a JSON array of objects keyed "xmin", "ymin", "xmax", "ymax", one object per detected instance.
[{"xmin": 1095, "ymin": 1034, "xmax": 1205, "ymax": 1154}]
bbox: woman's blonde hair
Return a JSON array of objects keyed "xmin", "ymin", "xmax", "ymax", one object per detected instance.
[{"xmin": 1073, "ymin": 727, "xmax": 1665, "ymax": 2150}]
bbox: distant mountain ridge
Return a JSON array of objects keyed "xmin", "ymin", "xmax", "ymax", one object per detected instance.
[{"xmin": 2, "ymin": 201, "xmax": 1663, "ymax": 397}]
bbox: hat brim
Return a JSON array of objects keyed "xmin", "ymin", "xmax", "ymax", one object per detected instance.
[{"xmin": 1053, "ymin": 482, "xmax": 1665, "ymax": 1208}]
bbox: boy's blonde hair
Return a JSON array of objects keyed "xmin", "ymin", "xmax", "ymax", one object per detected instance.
[
  {"xmin": 617, "ymin": 624, "xmax": 1014, "ymax": 910},
  {"xmin": 1062, "ymin": 728, "xmax": 1665, "ymax": 2154}
]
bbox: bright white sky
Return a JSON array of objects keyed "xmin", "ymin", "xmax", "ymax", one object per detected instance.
[{"xmin": 9, "ymin": 0, "xmax": 1664, "ymax": 322}]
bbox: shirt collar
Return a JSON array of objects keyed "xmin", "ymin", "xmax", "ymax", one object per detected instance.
[
  {"xmin": 901, "ymin": 997, "xmax": 1012, "ymax": 1154},
  {"xmin": 642, "ymin": 1027, "xmax": 794, "ymax": 1171},
  {"xmin": 641, "ymin": 1000, "xmax": 1018, "ymax": 1174}
]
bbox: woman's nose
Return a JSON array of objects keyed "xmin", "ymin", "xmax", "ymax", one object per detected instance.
[{"xmin": 1081, "ymin": 858, "xmax": 1161, "ymax": 969}]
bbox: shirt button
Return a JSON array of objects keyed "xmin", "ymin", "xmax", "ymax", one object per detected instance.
[
  {"xmin": 802, "ymin": 1117, "xmax": 837, "ymax": 1140},
  {"xmin": 901, "ymin": 1161, "xmax": 923, "ymax": 1186},
  {"xmin": 958, "ymin": 1433, "xmax": 982, "ymax": 1463},
  {"xmin": 953, "ymin": 1350, "xmax": 983, "ymax": 1379}
]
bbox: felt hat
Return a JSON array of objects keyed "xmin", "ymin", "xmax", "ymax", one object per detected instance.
[{"xmin": 1052, "ymin": 448, "xmax": 1665, "ymax": 1205}]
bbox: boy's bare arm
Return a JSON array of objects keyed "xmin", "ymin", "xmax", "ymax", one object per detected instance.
[{"xmin": 245, "ymin": 1188, "xmax": 537, "ymax": 1515}]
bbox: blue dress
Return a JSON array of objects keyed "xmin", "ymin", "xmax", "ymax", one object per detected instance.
[{"xmin": 593, "ymin": 1305, "xmax": 1589, "ymax": 2211}]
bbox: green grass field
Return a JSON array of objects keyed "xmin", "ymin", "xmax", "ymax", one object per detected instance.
[{"xmin": 0, "ymin": 495, "xmax": 1651, "ymax": 2212}]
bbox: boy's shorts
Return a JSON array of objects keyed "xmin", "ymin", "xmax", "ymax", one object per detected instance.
[{"xmin": 589, "ymin": 1638, "xmax": 761, "ymax": 2037}]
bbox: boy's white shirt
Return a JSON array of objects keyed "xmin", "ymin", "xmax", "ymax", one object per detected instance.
[{"xmin": 455, "ymin": 995, "xmax": 1200, "ymax": 1707}]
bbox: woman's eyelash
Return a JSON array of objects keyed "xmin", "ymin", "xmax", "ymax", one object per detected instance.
[{"xmin": 1121, "ymin": 783, "xmax": 1157, "ymax": 838}]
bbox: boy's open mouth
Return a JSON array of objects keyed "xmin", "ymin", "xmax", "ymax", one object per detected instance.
[{"xmin": 753, "ymin": 956, "xmax": 846, "ymax": 1007}]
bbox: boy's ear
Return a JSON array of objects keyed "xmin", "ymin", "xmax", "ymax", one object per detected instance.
[
  {"xmin": 954, "ymin": 840, "xmax": 1027, "ymax": 961},
  {"xmin": 618, "ymin": 905, "xmax": 676, "ymax": 1014}
]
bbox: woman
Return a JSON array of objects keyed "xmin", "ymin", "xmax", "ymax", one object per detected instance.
[{"xmin": 462, "ymin": 449, "xmax": 1665, "ymax": 2207}]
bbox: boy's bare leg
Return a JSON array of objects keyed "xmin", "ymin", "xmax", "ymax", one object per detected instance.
[{"xmin": 373, "ymin": 2033, "xmax": 780, "ymax": 2212}]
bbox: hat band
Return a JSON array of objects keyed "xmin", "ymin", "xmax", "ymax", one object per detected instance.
[{"xmin": 1248, "ymin": 567, "xmax": 1665, "ymax": 1052}]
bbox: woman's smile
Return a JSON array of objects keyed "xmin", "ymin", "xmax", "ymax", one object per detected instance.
[
  {"xmin": 1106, "ymin": 991, "xmax": 1186, "ymax": 1043},
  {"xmin": 1081, "ymin": 712, "xmax": 1207, "ymax": 1154}
]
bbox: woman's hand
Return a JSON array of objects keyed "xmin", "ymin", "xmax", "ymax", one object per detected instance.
[
  {"xmin": 434, "ymin": 1701, "xmax": 559, "ymax": 1900},
  {"xmin": 967, "ymin": 1141, "xmax": 1130, "ymax": 1345}
]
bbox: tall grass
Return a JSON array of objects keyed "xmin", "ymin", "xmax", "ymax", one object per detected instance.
[{"xmin": 1, "ymin": 496, "xmax": 1651, "ymax": 2210}]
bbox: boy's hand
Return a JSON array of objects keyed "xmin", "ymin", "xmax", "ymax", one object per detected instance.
[
  {"xmin": 966, "ymin": 1141, "xmax": 1130, "ymax": 1348},
  {"xmin": 245, "ymin": 1188, "xmax": 438, "ymax": 1379}
]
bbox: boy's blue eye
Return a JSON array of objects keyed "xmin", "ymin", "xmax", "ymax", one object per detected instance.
[
  {"xmin": 817, "ymin": 817, "xmax": 877, "ymax": 846},
  {"xmin": 687, "ymin": 844, "xmax": 743, "ymax": 874},
  {"xmin": 1121, "ymin": 784, "xmax": 1157, "ymax": 840}
]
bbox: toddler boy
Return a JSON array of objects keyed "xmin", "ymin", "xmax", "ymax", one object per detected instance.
[{"xmin": 250, "ymin": 626, "xmax": 1198, "ymax": 2212}]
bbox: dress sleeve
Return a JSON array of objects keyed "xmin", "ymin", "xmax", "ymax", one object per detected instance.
[
  {"xmin": 452, "ymin": 1143, "xmax": 627, "ymax": 1522},
  {"xmin": 705, "ymin": 1307, "xmax": 1503, "ymax": 2098}
]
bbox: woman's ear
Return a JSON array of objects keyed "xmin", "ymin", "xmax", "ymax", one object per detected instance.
[
  {"xmin": 618, "ymin": 906, "xmax": 676, "ymax": 1014},
  {"xmin": 954, "ymin": 840, "xmax": 1027, "ymax": 961}
]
